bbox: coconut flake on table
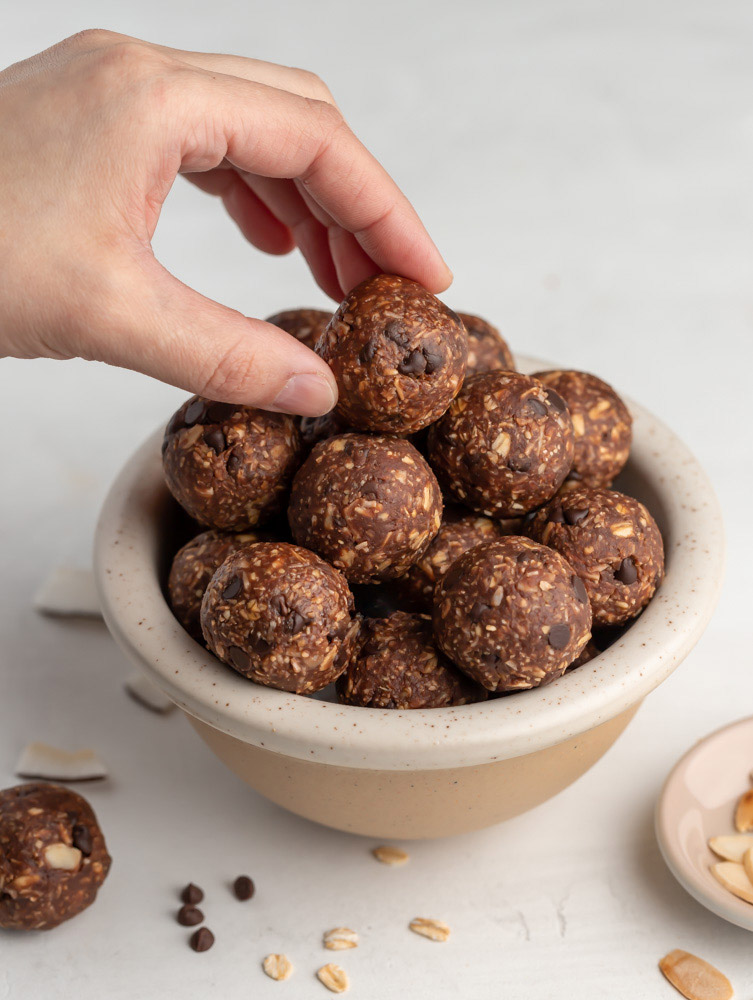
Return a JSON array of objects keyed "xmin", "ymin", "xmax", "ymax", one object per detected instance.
[
  {"xmin": 33, "ymin": 567, "xmax": 102, "ymax": 619},
  {"xmin": 15, "ymin": 742, "xmax": 108, "ymax": 781},
  {"xmin": 124, "ymin": 672, "xmax": 175, "ymax": 714}
]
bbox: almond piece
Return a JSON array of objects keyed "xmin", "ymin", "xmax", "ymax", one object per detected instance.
[
  {"xmin": 743, "ymin": 847, "xmax": 753, "ymax": 886},
  {"xmin": 710, "ymin": 861, "xmax": 753, "ymax": 905},
  {"xmin": 708, "ymin": 834, "xmax": 753, "ymax": 863},
  {"xmin": 15, "ymin": 742, "xmax": 108, "ymax": 782},
  {"xmin": 734, "ymin": 790, "xmax": 753, "ymax": 832},
  {"xmin": 658, "ymin": 949, "xmax": 733, "ymax": 1000},
  {"xmin": 44, "ymin": 843, "xmax": 82, "ymax": 871}
]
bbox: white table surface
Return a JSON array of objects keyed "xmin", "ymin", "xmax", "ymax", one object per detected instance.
[{"xmin": 2, "ymin": 2, "xmax": 753, "ymax": 997}]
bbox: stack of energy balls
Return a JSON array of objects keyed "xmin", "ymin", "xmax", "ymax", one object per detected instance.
[{"xmin": 164, "ymin": 274, "xmax": 664, "ymax": 709}]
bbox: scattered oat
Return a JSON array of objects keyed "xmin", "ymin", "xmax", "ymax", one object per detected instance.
[
  {"xmin": 124, "ymin": 672, "xmax": 175, "ymax": 713},
  {"xmin": 323, "ymin": 927, "xmax": 358, "ymax": 950},
  {"xmin": 33, "ymin": 566, "xmax": 102, "ymax": 619},
  {"xmin": 263, "ymin": 954, "xmax": 294, "ymax": 981},
  {"xmin": 708, "ymin": 834, "xmax": 753, "ymax": 863},
  {"xmin": 372, "ymin": 845, "xmax": 409, "ymax": 866},
  {"xmin": 409, "ymin": 917, "xmax": 450, "ymax": 942},
  {"xmin": 710, "ymin": 861, "xmax": 753, "ymax": 905},
  {"xmin": 317, "ymin": 963, "xmax": 349, "ymax": 993},
  {"xmin": 658, "ymin": 949, "xmax": 733, "ymax": 1000},
  {"xmin": 734, "ymin": 790, "xmax": 753, "ymax": 832},
  {"xmin": 15, "ymin": 742, "xmax": 108, "ymax": 782}
]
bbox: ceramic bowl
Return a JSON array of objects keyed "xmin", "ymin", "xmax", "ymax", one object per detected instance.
[{"xmin": 94, "ymin": 356, "xmax": 725, "ymax": 839}]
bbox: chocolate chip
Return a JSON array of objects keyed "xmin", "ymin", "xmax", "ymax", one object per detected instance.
[
  {"xmin": 205, "ymin": 401, "xmax": 237, "ymax": 423},
  {"xmin": 480, "ymin": 651, "xmax": 500, "ymax": 668},
  {"xmin": 398, "ymin": 349, "xmax": 427, "ymax": 376},
  {"xmin": 508, "ymin": 455, "xmax": 532, "ymax": 473},
  {"xmin": 222, "ymin": 576, "xmax": 242, "ymax": 601},
  {"xmin": 564, "ymin": 507, "xmax": 589, "ymax": 526},
  {"xmin": 616, "ymin": 556, "xmax": 638, "ymax": 585},
  {"xmin": 270, "ymin": 594, "xmax": 290, "ymax": 618},
  {"xmin": 423, "ymin": 349, "xmax": 443, "ymax": 374},
  {"xmin": 71, "ymin": 824, "xmax": 92, "ymax": 856},
  {"xmin": 233, "ymin": 875, "xmax": 255, "ymax": 901},
  {"xmin": 545, "ymin": 388, "xmax": 568, "ymax": 412},
  {"xmin": 190, "ymin": 927, "xmax": 214, "ymax": 952},
  {"xmin": 516, "ymin": 550, "xmax": 537, "ymax": 563},
  {"xmin": 359, "ymin": 340, "xmax": 378, "ymax": 364},
  {"xmin": 550, "ymin": 507, "xmax": 565, "ymax": 524},
  {"xmin": 203, "ymin": 428, "xmax": 226, "ymax": 454},
  {"xmin": 228, "ymin": 645, "xmax": 250, "ymax": 670},
  {"xmin": 284, "ymin": 611, "xmax": 310, "ymax": 635},
  {"xmin": 527, "ymin": 398, "xmax": 548, "ymax": 417},
  {"xmin": 471, "ymin": 601, "xmax": 491, "ymax": 621},
  {"xmin": 384, "ymin": 320, "xmax": 409, "ymax": 348},
  {"xmin": 247, "ymin": 635, "xmax": 271, "ymax": 656},
  {"xmin": 548, "ymin": 624, "xmax": 571, "ymax": 649},
  {"xmin": 567, "ymin": 468, "xmax": 582, "ymax": 481},
  {"xmin": 178, "ymin": 905, "xmax": 204, "ymax": 926},
  {"xmin": 184, "ymin": 399, "xmax": 206, "ymax": 427},
  {"xmin": 181, "ymin": 883, "xmax": 204, "ymax": 905},
  {"xmin": 572, "ymin": 576, "xmax": 589, "ymax": 604},
  {"xmin": 225, "ymin": 449, "xmax": 243, "ymax": 475},
  {"xmin": 523, "ymin": 510, "xmax": 538, "ymax": 525}
]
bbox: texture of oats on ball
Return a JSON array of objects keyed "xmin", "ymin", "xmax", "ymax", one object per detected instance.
[
  {"xmin": 316, "ymin": 274, "xmax": 467, "ymax": 435},
  {"xmin": 0, "ymin": 783, "xmax": 111, "ymax": 931},
  {"xmin": 162, "ymin": 396, "xmax": 301, "ymax": 531},
  {"xmin": 427, "ymin": 371, "xmax": 574, "ymax": 518},
  {"xmin": 201, "ymin": 542, "xmax": 360, "ymax": 694},
  {"xmin": 265, "ymin": 308, "xmax": 332, "ymax": 352},
  {"xmin": 337, "ymin": 611, "xmax": 487, "ymax": 708},
  {"xmin": 288, "ymin": 433, "xmax": 443, "ymax": 585},
  {"xmin": 533, "ymin": 370, "xmax": 632, "ymax": 488},
  {"xmin": 457, "ymin": 312, "xmax": 515, "ymax": 377},
  {"xmin": 525, "ymin": 485, "xmax": 664, "ymax": 626},
  {"xmin": 432, "ymin": 535, "xmax": 592, "ymax": 692}
]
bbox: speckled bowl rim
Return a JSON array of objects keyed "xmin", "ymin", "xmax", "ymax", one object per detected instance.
[{"xmin": 94, "ymin": 356, "xmax": 725, "ymax": 771}]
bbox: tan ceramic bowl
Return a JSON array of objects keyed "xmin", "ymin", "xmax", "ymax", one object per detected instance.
[{"xmin": 94, "ymin": 357, "xmax": 724, "ymax": 839}]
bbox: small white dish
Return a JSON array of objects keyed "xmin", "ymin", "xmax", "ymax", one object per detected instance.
[{"xmin": 656, "ymin": 715, "xmax": 753, "ymax": 932}]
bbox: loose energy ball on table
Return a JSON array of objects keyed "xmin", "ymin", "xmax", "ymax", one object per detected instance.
[
  {"xmin": 162, "ymin": 397, "xmax": 301, "ymax": 530},
  {"xmin": 457, "ymin": 312, "xmax": 515, "ymax": 376},
  {"xmin": 316, "ymin": 274, "xmax": 467, "ymax": 435},
  {"xmin": 533, "ymin": 370, "xmax": 632, "ymax": 487},
  {"xmin": 397, "ymin": 507, "xmax": 502, "ymax": 612},
  {"xmin": 201, "ymin": 542, "xmax": 360, "ymax": 694},
  {"xmin": 288, "ymin": 434, "xmax": 442, "ymax": 584},
  {"xmin": 525, "ymin": 486, "xmax": 664, "ymax": 626},
  {"xmin": 337, "ymin": 612, "xmax": 487, "ymax": 709},
  {"xmin": 433, "ymin": 536, "xmax": 592, "ymax": 692},
  {"xmin": 427, "ymin": 371, "xmax": 575, "ymax": 518},
  {"xmin": 0, "ymin": 783, "xmax": 111, "ymax": 930},
  {"xmin": 265, "ymin": 308, "xmax": 331, "ymax": 352},
  {"xmin": 168, "ymin": 529, "xmax": 263, "ymax": 642}
]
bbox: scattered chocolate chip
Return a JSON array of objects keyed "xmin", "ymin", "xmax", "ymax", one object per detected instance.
[
  {"xmin": 71, "ymin": 824, "xmax": 92, "ymax": 856},
  {"xmin": 228, "ymin": 645, "xmax": 250, "ymax": 669},
  {"xmin": 181, "ymin": 883, "xmax": 204, "ymax": 905},
  {"xmin": 526, "ymin": 398, "xmax": 548, "ymax": 417},
  {"xmin": 548, "ymin": 624, "xmax": 571, "ymax": 649},
  {"xmin": 178, "ymin": 905, "xmax": 204, "ymax": 926},
  {"xmin": 572, "ymin": 576, "xmax": 589, "ymax": 604},
  {"xmin": 205, "ymin": 401, "xmax": 237, "ymax": 423},
  {"xmin": 544, "ymin": 388, "xmax": 568, "ymax": 412},
  {"xmin": 471, "ymin": 601, "xmax": 491, "ymax": 621},
  {"xmin": 233, "ymin": 875, "xmax": 255, "ymax": 901},
  {"xmin": 398, "ymin": 349, "xmax": 428, "ymax": 376},
  {"xmin": 203, "ymin": 428, "xmax": 226, "ymax": 454},
  {"xmin": 564, "ymin": 507, "xmax": 589, "ymax": 526},
  {"xmin": 184, "ymin": 400, "xmax": 206, "ymax": 427},
  {"xmin": 616, "ymin": 556, "xmax": 638, "ymax": 585},
  {"xmin": 221, "ymin": 576, "xmax": 243, "ymax": 601},
  {"xmin": 190, "ymin": 927, "xmax": 214, "ymax": 952}
]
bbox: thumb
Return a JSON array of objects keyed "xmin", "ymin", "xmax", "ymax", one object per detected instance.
[{"xmin": 89, "ymin": 257, "xmax": 338, "ymax": 416}]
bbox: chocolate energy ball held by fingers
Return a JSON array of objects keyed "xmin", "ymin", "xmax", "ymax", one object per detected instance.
[
  {"xmin": 0, "ymin": 783, "xmax": 111, "ymax": 931},
  {"xmin": 526, "ymin": 486, "xmax": 664, "ymax": 626},
  {"xmin": 288, "ymin": 434, "xmax": 442, "ymax": 584},
  {"xmin": 168, "ymin": 530, "xmax": 263, "ymax": 642},
  {"xmin": 201, "ymin": 542, "xmax": 360, "ymax": 694},
  {"xmin": 427, "ymin": 372, "xmax": 575, "ymax": 518},
  {"xmin": 397, "ymin": 509, "xmax": 502, "ymax": 612},
  {"xmin": 162, "ymin": 397, "xmax": 301, "ymax": 531},
  {"xmin": 457, "ymin": 312, "xmax": 515, "ymax": 376},
  {"xmin": 337, "ymin": 612, "xmax": 487, "ymax": 709},
  {"xmin": 433, "ymin": 536, "xmax": 592, "ymax": 692},
  {"xmin": 317, "ymin": 274, "xmax": 467, "ymax": 435},
  {"xmin": 265, "ymin": 308, "xmax": 332, "ymax": 352},
  {"xmin": 534, "ymin": 370, "xmax": 632, "ymax": 487}
]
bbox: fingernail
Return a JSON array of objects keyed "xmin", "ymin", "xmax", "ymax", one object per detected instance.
[{"xmin": 271, "ymin": 373, "xmax": 337, "ymax": 417}]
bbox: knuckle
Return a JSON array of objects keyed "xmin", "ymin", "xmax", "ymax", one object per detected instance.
[
  {"xmin": 291, "ymin": 67, "xmax": 335, "ymax": 104},
  {"xmin": 60, "ymin": 28, "xmax": 118, "ymax": 50}
]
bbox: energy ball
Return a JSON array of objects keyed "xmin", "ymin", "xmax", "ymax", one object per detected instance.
[
  {"xmin": 288, "ymin": 434, "xmax": 442, "ymax": 584},
  {"xmin": 433, "ymin": 536, "xmax": 592, "ymax": 692},
  {"xmin": 317, "ymin": 274, "xmax": 467, "ymax": 435},
  {"xmin": 397, "ymin": 507, "xmax": 502, "ymax": 612},
  {"xmin": 162, "ymin": 396, "xmax": 301, "ymax": 530},
  {"xmin": 336, "ymin": 612, "xmax": 487, "ymax": 709},
  {"xmin": 427, "ymin": 371, "xmax": 575, "ymax": 518},
  {"xmin": 201, "ymin": 542, "xmax": 360, "ymax": 694},
  {"xmin": 168, "ymin": 529, "xmax": 263, "ymax": 641},
  {"xmin": 0, "ymin": 783, "xmax": 111, "ymax": 931},
  {"xmin": 533, "ymin": 370, "xmax": 632, "ymax": 487},
  {"xmin": 458, "ymin": 312, "xmax": 515, "ymax": 376},
  {"xmin": 525, "ymin": 486, "xmax": 664, "ymax": 626},
  {"xmin": 265, "ymin": 308, "xmax": 332, "ymax": 351}
]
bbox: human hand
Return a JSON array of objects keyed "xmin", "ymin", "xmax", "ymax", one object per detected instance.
[{"xmin": 0, "ymin": 30, "xmax": 452, "ymax": 415}]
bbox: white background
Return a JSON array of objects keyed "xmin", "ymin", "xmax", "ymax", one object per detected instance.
[{"xmin": 2, "ymin": 1, "xmax": 753, "ymax": 997}]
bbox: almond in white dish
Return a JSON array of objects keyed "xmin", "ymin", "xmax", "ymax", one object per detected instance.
[
  {"xmin": 734, "ymin": 789, "xmax": 753, "ymax": 832},
  {"xmin": 710, "ymin": 861, "xmax": 753, "ymax": 905},
  {"xmin": 708, "ymin": 834, "xmax": 753, "ymax": 863}
]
